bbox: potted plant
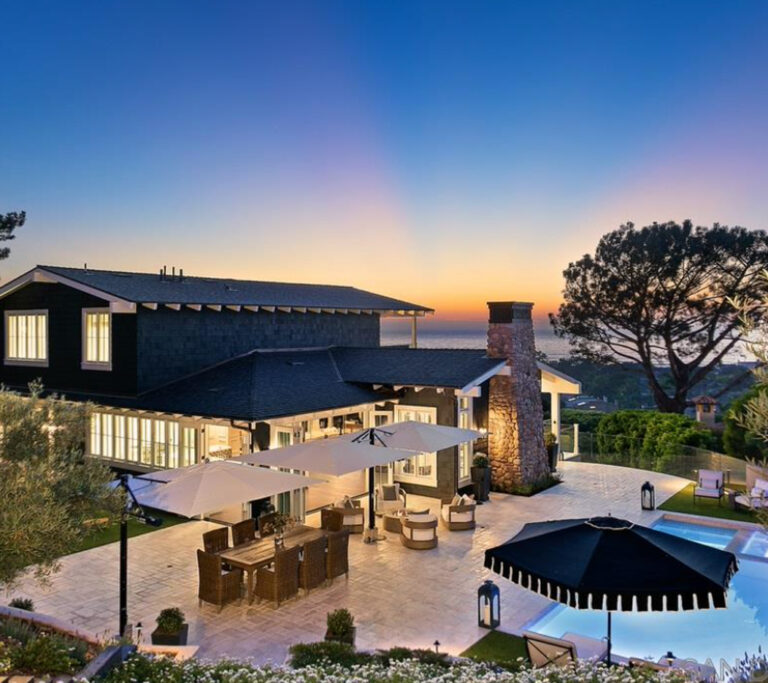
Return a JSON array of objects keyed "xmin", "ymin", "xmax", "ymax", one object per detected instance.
[
  {"xmin": 151, "ymin": 607, "xmax": 188, "ymax": 646},
  {"xmin": 324, "ymin": 608, "xmax": 355, "ymax": 646},
  {"xmin": 544, "ymin": 432, "xmax": 559, "ymax": 472},
  {"xmin": 273, "ymin": 512, "xmax": 294, "ymax": 548},
  {"xmin": 470, "ymin": 453, "xmax": 491, "ymax": 502}
]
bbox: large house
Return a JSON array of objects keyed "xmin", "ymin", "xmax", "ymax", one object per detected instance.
[{"xmin": 0, "ymin": 265, "xmax": 580, "ymax": 521}]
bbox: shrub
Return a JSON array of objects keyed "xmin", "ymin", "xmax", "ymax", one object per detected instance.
[
  {"xmin": 288, "ymin": 641, "xmax": 371, "ymax": 668},
  {"xmin": 473, "ymin": 454, "xmax": 489, "ymax": 468},
  {"xmin": 377, "ymin": 646, "xmax": 450, "ymax": 668},
  {"xmin": 11, "ymin": 634, "xmax": 80, "ymax": 675},
  {"xmin": 496, "ymin": 472, "xmax": 562, "ymax": 496},
  {"xmin": 155, "ymin": 607, "xmax": 185, "ymax": 633},
  {"xmin": 561, "ymin": 409, "xmax": 605, "ymax": 433},
  {"xmin": 326, "ymin": 608, "xmax": 354, "ymax": 638},
  {"xmin": 723, "ymin": 387, "xmax": 768, "ymax": 460},
  {"xmin": 544, "ymin": 432, "xmax": 557, "ymax": 448},
  {"xmin": 0, "ymin": 617, "xmax": 36, "ymax": 645},
  {"xmin": 8, "ymin": 598, "xmax": 34, "ymax": 611}
]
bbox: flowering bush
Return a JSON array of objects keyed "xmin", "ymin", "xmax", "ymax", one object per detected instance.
[{"xmin": 104, "ymin": 653, "xmax": 692, "ymax": 682}]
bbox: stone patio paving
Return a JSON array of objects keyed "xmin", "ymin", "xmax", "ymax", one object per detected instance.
[{"xmin": 11, "ymin": 461, "xmax": 689, "ymax": 664}]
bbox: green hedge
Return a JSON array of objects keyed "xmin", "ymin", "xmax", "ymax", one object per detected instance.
[
  {"xmin": 594, "ymin": 410, "xmax": 713, "ymax": 470},
  {"xmin": 722, "ymin": 387, "xmax": 768, "ymax": 460},
  {"xmin": 561, "ymin": 409, "xmax": 605, "ymax": 433}
]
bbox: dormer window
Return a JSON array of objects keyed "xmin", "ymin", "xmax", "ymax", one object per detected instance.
[
  {"xmin": 5, "ymin": 310, "xmax": 48, "ymax": 366},
  {"xmin": 82, "ymin": 308, "xmax": 111, "ymax": 370}
]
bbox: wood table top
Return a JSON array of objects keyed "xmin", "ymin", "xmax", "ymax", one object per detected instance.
[{"xmin": 219, "ymin": 525, "xmax": 326, "ymax": 570}]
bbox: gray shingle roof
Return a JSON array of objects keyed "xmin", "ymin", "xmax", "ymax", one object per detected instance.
[
  {"xmin": 333, "ymin": 347, "xmax": 506, "ymax": 389},
  {"xmin": 134, "ymin": 349, "xmax": 390, "ymax": 421},
  {"xmin": 39, "ymin": 265, "xmax": 432, "ymax": 312}
]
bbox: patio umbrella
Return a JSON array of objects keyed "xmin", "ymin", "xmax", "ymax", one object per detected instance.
[
  {"xmin": 236, "ymin": 438, "xmax": 413, "ymax": 534},
  {"xmin": 346, "ymin": 420, "xmax": 482, "ymax": 453},
  {"xmin": 125, "ymin": 460, "xmax": 323, "ymax": 518},
  {"xmin": 484, "ymin": 516, "xmax": 738, "ymax": 664}
]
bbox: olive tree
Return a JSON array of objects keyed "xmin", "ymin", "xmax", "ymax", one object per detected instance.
[{"xmin": 0, "ymin": 382, "xmax": 119, "ymax": 588}]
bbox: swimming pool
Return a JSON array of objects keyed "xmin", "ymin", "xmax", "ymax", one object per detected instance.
[{"xmin": 527, "ymin": 518, "xmax": 768, "ymax": 664}]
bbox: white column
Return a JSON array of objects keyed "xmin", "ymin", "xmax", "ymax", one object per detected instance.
[
  {"xmin": 573, "ymin": 423, "xmax": 580, "ymax": 456},
  {"xmin": 550, "ymin": 392, "xmax": 561, "ymax": 452},
  {"xmin": 410, "ymin": 316, "xmax": 418, "ymax": 349}
]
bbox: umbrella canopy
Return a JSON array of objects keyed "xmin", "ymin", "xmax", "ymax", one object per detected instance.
[
  {"xmin": 234, "ymin": 438, "xmax": 412, "ymax": 476},
  {"xmin": 485, "ymin": 516, "xmax": 738, "ymax": 612},
  {"xmin": 346, "ymin": 420, "xmax": 482, "ymax": 452},
  {"xmin": 125, "ymin": 460, "xmax": 323, "ymax": 518}
]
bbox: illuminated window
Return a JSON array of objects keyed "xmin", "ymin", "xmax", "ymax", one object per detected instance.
[
  {"xmin": 82, "ymin": 309, "xmax": 111, "ymax": 369},
  {"xmin": 168, "ymin": 422, "xmax": 179, "ymax": 469},
  {"xmin": 114, "ymin": 415, "xmax": 126, "ymax": 460},
  {"xmin": 458, "ymin": 397, "xmax": 474, "ymax": 481},
  {"xmin": 393, "ymin": 407, "xmax": 437, "ymax": 483},
  {"xmin": 154, "ymin": 420, "xmax": 166, "ymax": 467},
  {"xmin": 90, "ymin": 413, "xmax": 102, "ymax": 455},
  {"xmin": 5, "ymin": 311, "xmax": 48, "ymax": 365},
  {"xmin": 101, "ymin": 413, "xmax": 113, "ymax": 459},
  {"xmin": 126, "ymin": 417, "xmax": 139, "ymax": 462},
  {"xmin": 140, "ymin": 418, "xmax": 153, "ymax": 464},
  {"xmin": 182, "ymin": 427, "xmax": 197, "ymax": 467}
]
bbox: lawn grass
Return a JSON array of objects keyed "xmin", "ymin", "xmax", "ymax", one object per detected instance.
[
  {"xmin": 72, "ymin": 509, "xmax": 188, "ymax": 554},
  {"xmin": 460, "ymin": 630, "xmax": 528, "ymax": 669},
  {"xmin": 659, "ymin": 483, "xmax": 758, "ymax": 523}
]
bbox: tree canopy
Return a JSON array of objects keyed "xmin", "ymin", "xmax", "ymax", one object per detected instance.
[
  {"xmin": 0, "ymin": 211, "xmax": 25, "ymax": 261},
  {"xmin": 550, "ymin": 221, "xmax": 768, "ymax": 413},
  {"xmin": 0, "ymin": 382, "xmax": 119, "ymax": 588}
]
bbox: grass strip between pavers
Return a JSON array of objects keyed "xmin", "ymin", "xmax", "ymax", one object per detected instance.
[{"xmin": 659, "ymin": 483, "xmax": 758, "ymax": 523}]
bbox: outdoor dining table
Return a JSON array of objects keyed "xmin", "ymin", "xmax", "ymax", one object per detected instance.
[{"xmin": 218, "ymin": 524, "xmax": 327, "ymax": 604}]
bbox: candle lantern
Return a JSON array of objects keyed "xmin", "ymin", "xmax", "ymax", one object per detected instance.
[
  {"xmin": 478, "ymin": 580, "xmax": 500, "ymax": 629},
  {"xmin": 641, "ymin": 481, "xmax": 655, "ymax": 510}
]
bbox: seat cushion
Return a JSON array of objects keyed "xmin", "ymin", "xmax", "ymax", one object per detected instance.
[
  {"xmin": 381, "ymin": 485, "xmax": 398, "ymax": 501},
  {"xmin": 754, "ymin": 478, "xmax": 768, "ymax": 494},
  {"xmin": 450, "ymin": 494, "xmax": 462, "ymax": 507},
  {"xmin": 694, "ymin": 487, "xmax": 722, "ymax": 497},
  {"xmin": 451, "ymin": 510, "xmax": 474, "ymax": 523},
  {"xmin": 699, "ymin": 476, "xmax": 721, "ymax": 489}
]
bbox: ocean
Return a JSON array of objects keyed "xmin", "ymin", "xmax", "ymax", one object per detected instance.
[{"xmin": 380, "ymin": 321, "xmax": 571, "ymax": 359}]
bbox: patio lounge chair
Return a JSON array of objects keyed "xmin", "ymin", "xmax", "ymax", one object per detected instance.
[
  {"xmin": 440, "ymin": 494, "xmax": 476, "ymax": 531},
  {"xmin": 197, "ymin": 549, "xmax": 242, "ymax": 612},
  {"xmin": 326, "ymin": 529, "xmax": 350, "ymax": 583},
  {"xmin": 258, "ymin": 512, "xmax": 277, "ymax": 537},
  {"xmin": 231, "ymin": 518, "xmax": 256, "ymax": 546},
  {"xmin": 298, "ymin": 536, "xmax": 327, "ymax": 594},
  {"xmin": 736, "ymin": 477, "xmax": 768, "ymax": 510},
  {"xmin": 694, "ymin": 469, "xmax": 725, "ymax": 505},
  {"xmin": 321, "ymin": 508, "xmax": 345, "ymax": 532},
  {"xmin": 400, "ymin": 513, "xmax": 438, "ymax": 550},
  {"xmin": 523, "ymin": 630, "xmax": 607, "ymax": 668},
  {"xmin": 255, "ymin": 545, "xmax": 301, "ymax": 607},
  {"xmin": 202, "ymin": 527, "xmax": 230, "ymax": 554},
  {"xmin": 374, "ymin": 483, "xmax": 407, "ymax": 515},
  {"xmin": 327, "ymin": 498, "xmax": 365, "ymax": 533}
]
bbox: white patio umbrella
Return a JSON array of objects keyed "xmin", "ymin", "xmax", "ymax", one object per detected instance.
[
  {"xmin": 124, "ymin": 460, "xmax": 323, "ymax": 518},
  {"xmin": 235, "ymin": 438, "xmax": 413, "ymax": 534},
  {"xmin": 346, "ymin": 420, "xmax": 482, "ymax": 453}
]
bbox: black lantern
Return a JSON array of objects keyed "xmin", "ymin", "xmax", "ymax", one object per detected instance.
[
  {"xmin": 478, "ymin": 580, "xmax": 500, "ymax": 629},
  {"xmin": 641, "ymin": 481, "xmax": 655, "ymax": 510}
]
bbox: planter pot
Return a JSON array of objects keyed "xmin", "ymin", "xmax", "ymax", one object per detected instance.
[
  {"xmin": 547, "ymin": 444, "xmax": 559, "ymax": 472},
  {"xmin": 470, "ymin": 466, "xmax": 491, "ymax": 502},
  {"xmin": 151, "ymin": 623, "xmax": 188, "ymax": 646},
  {"xmin": 325, "ymin": 626, "xmax": 356, "ymax": 647}
]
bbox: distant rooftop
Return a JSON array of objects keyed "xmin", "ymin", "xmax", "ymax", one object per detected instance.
[{"xmin": 1, "ymin": 265, "xmax": 433, "ymax": 314}]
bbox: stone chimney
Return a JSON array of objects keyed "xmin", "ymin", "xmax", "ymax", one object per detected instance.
[{"xmin": 487, "ymin": 301, "xmax": 549, "ymax": 491}]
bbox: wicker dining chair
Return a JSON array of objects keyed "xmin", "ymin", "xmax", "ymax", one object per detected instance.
[
  {"xmin": 254, "ymin": 545, "xmax": 301, "ymax": 607},
  {"xmin": 232, "ymin": 518, "xmax": 256, "ymax": 546},
  {"xmin": 298, "ymin": 536, "xmax": 327, "ymax": 594},
  {"xmin": 197, "ymin": 549, "xmax": 242, "ymax": 612},
  {"xmin": 202, "ymin": 527, "xmax": 230, "ymax": 554},
  {"xmin": 320, "ymin": 508, "xmax": 345, "ymax": 532},
  {"xmin": 258, "ymin": 512, "xmax": 277, "ymax": 537},
  {"xmin": 326, "ymin": 529, "xmax": 350, "ymax": 584}
]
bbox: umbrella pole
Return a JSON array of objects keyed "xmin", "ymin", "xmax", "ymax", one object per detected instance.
[
  {"xmin": 368, "ymin": 466, "xmax": 376, "ymax": 530},
  {"xmin": 606, "ymin": 611, "xmax": 612, "ymax": 665}
]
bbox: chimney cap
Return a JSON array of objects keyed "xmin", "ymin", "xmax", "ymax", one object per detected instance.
[{"xmin": 487, "ymin": 301, "xmax": 533, "ymax": 323}]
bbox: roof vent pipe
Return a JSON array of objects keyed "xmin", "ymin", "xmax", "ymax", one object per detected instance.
[{"xmin": 179, "ymin": 268, "xmax": 183, "ymax": 281}]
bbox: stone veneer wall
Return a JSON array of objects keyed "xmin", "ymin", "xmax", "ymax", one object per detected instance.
[{"xmin": 487, "ymin": 301, "xmax": 549, "ymax": 490}]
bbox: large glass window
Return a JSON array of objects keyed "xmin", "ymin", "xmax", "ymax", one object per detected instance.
[
  {"xmin": 153, "ymin": 420, "xmax": 166, "ymax": 467},
  {"xmin": 114, "ymin": 415, "xmax": 126, "ymax": 460},
  {"xmin": 458, "ymin": 396, "xmax": 474, "ymax": 481},
  {"xmin": 182, "ymin": 427, "xmax": 197, "ymax": 467},
  {"xmin": 83, "ymin": 309, "xmax": 111, "ymax": 368},
  {"xmin": 101, "ymin": 413, "xmax": 113, "ymax": 459},
  {"xmin": 90, "ymin": 413, "xmax": 102, "ymax": 455},
  {"xmin": 140, "ymin": 418, "xmax": 153, "ymax": 465},
  {"xmin": 126, "ymin": 417, "xmax": 139, "ymax": 462},
  {"xmin": 393, "ymin": 407, "xmax": 437, "ymax": 483},
  {"xmin": 5, "ymin": 311, "xmax": 48, "ymax": 364},
  {"xmin": 168, "ymin": 422, "xmax": 179, "ymax": 469}
]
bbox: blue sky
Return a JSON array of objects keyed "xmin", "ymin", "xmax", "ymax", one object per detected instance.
[{"xmin": 2, "ymin": 1, "xmax": 767, "ymax": 322}]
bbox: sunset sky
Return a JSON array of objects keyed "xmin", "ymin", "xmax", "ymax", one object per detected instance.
[{"xmin": 2, "ymin": 1, "xmax": 767, "ymax": 327}]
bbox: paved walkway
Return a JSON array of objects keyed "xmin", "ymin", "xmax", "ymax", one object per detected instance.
[{"xmin": 12, "ymin": 462, "xmax": 689, "ymax": 664}]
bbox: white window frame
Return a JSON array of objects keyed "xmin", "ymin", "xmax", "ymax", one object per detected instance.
[
  {"xmin": 457, "ymin": 395, "xmax": 474, "ymax": 485},
  {"xmin": 4, "ymin": 309, "xmax": 49, "ymax": 366},
  {"xmin": 393, "ymin": 405, "xmax": 438, "ymax": 487},
  {"xmin": 81, "ymin": 308, "xmax": 112, "ymax": 371}
]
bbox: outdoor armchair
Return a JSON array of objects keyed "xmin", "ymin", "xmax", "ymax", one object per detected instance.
[
  {"xmin": 693, "ymin": 469, "xmax": 725, "ymax": 504},
  {"xmin": 374, "ymin": 483, "xmax": 407, "ymax": 515},
  {"xmin": 523, "ymin": 631, "xmax": 606, "ymax": 668},
  {"xmin": 400, "ymin": 513, "xmax": 438, "ymax": 550},
  {"xmin": 202, "ymin": 527, "xmax": 230, "ymax": 554},
  {"xmin": 327, "ymin": 498, "xmax": 364, "ymax": 533},
  {"xmin": 231, "ymin": 518, "xmax": 256, "ymax": 546},
  {"xmin": 736, "ymin": 477, "xmax": 768, "ymax": 510},
  {"xmin": 197, "ymin": 549, "xmax": 242, "ymax": 612},
  {"xmin": 298, "ymin": 536, "xmax": 327, "ymax": 594},
  {"xmin": 254, "ymin": 545, "xmax": 300, "ymax": 607},
  {"xmin": 440, "ymin": 494, "xmax": 476, "ymax": 531},
  {"xmin": 326, "ymin": 529, "xmax": 350, "ymax": 583}
]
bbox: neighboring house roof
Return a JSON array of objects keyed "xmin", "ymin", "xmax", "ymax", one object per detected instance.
[
  {"xmin": 135, "ymin": 349, "xmax": 391, "ymax": 422},
  {"xmin": 691, "ymin": 395, "xmax": 718, "ymax": 405},
  {"xmin": 333, "ymin": 347, "xmax": 508, "ymax": 391},
  {"xmin": 0, "ymin": 266, "xmax": 433, "ymax": 314}
]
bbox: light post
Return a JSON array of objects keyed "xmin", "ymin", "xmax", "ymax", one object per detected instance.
[{"xmin": 116, "ymin": 474, "xmax": 163, "ymax": 638}]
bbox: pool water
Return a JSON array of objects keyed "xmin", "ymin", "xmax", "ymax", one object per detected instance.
[{"xmin": 528, "ymin": 519, "xmax": 768, "ymax": 665}]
